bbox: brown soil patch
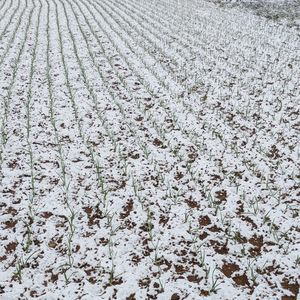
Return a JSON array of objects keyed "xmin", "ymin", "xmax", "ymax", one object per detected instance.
[
  {"xmin": 120, "ymin": 199, "xmax": 134, "ymax": 219},
  {"xmin": 221, "ymin": 262, "xmax": 240, "ymax": 277},
  {"xmin": 215, "ymin": 189, "xmax": 227, "ymax": 203},
  {"xmin": 249, "ymin": 235, "xmax": 263, "ymax": 256},
  {"xmin": 5, "ymin": 242, "xmax": 17, "ymax": 253},
  {"xmin": 199, "ymin": 216, "xmax": 211, "ymax": 227},
  {"xmin": 281, "ymin": 278, "xmax": 299, "ymax": 300},
  {"xmin": 187, "ymin": 274, "xmax": 202, "ymax": 283},
  {"xmin": 171, "ymin": 293, "xmax": 180, "ymax": 300},
  {"xmin": 233, "ymin": 274, "xmax": 250, "ymax": 286}
]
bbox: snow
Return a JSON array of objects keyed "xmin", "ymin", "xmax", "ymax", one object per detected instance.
[{"xmin": 0, "ymin": 0, "xmax": 299, "ymax": 299}]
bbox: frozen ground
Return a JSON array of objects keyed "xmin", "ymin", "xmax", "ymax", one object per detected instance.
[{"xmin": 0, "ymin": 0, "xmax": 299, "ymax": 299}]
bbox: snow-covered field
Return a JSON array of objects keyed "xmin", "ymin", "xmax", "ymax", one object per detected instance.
[
  {"xmin": 0, "ymin": 0, "xmax": 299, "ymax": 299},
  {"xmin": 207, "ymin": 0, "xmax": 300, "ymax": 29}
]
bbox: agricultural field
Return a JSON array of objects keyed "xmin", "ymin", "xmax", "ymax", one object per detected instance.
[
  {"xmin": 208, "ymin": 0, "xmax": 300, "ymax": 29},
  {"xmin": 0, "ymin": 0, "xmax": 299, "ymax": 299}
]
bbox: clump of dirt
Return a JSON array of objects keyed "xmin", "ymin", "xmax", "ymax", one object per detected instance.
[
  {"xmin": 175, "ymin": 264, "xmax": 187, "ymax": 275},
  {"xmin": 232, "ymin": 273, "xmax": 250, "ymax": 286},
  {"xmin": 129, "ymin": 152, "xmax": 140, "ymax": 159},
  {"xmin": 249, "ymin": 235, "xmax": 264, "ymax": 256},
  {"xmin": 171, "ymin": 293, "xmax": 180, "ymax": 300},
  {"xmin": 48, "ymin": 235, "xmax": 63, "ymax": 251},
  {"xmin": 187, "ymin": 274, "xmax": 202, "ymax": 283},
  {"xmin": 210, "ymin": 240, "xmax": 229, "ymax": 254},
  {"xmin": 185, "ymin": 197, "xmax": 199, "ymax": 208},
  {"xmin": 175, "ymin": 171, "xmax": 184, "ymax": 180},
  {"xmin": 215, "ymin": 189, "xmax": 227, "ymax": 203},
  {"xmin": 5, "ymin": 242, "xmax": 17, "ymax": 253},
  {"xmin": 221, "ymin": 262, "xmax": 240, "ymax": 277},
  {"xmin": 4, "ymin": 219, "xmax": 18, "ymax": 229},
  {"xmin": 83, "ymin": 206, "xmax": 103, "ymax": 226},
  {"xmin": 131, "ymin": 254, "xmax": 141, "ymax": 265},
  {"xmin": 120, "ymin": 199, "xmax": 134, "ymax": 219},
  {"xmin": 153, "ymin": 138, "xmax": 166, "ymax": 148},
  {"xmin": 40, "ymin": 211, "xmax": 53, "ymax": 219},
  {"xmin": 139, "ymin": 277, "xmax": 151, "ymax": 288},
  {"xmin": 159, "ymin": 214, "xmax": 169, "ymax": 226},
  {"xmin": 281, "ymin": 278, "xmax": 299, "ymax": 300},
  {"xmin": 199, "ymin": 215, "xmax": 211, "ymax": 226}
]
